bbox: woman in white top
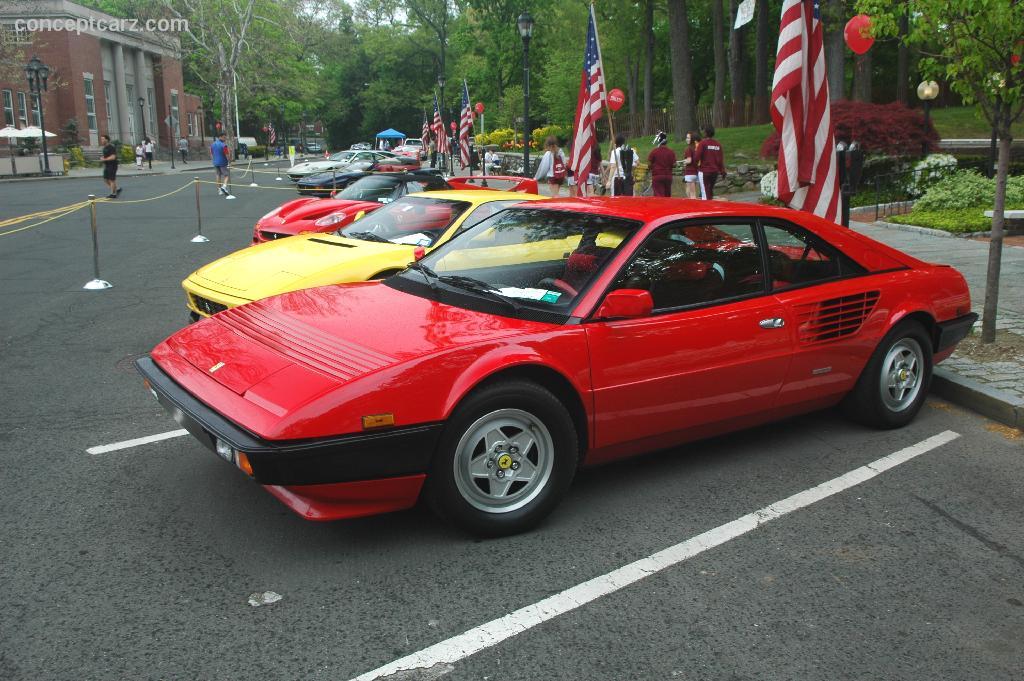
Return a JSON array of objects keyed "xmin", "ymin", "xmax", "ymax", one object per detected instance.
[
  {"xmin": 604, "ymin": 134, "xmax": 635, "ymax": 196},
  {"xmin": 533, "ymin": 135, "xmax": 568, "ymax": 196}
]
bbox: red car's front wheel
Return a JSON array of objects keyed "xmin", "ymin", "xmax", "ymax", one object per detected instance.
[{"xmin": 427, "ymin": 380, "xmax": 578, "ymax": 536}]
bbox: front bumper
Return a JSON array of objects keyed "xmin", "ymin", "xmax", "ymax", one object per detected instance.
[
  {"xmin": 183, "ymin": 279, "xmax": 253, "ymax": 319},
  {"xmin": 135, "ymin": 356, "xmax": 443, "ymax": 487}
]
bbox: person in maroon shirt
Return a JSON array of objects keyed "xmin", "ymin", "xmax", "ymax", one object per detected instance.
[
  {"xmin": 646, "ymin": 131, "xmax": 677, "ymax": 197},
  {"xmin": 695, "ymin": 124, "xmax": 727, "ymax": 200}
]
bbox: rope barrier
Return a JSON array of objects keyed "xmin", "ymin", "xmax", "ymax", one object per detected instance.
[
  {"xmin": 194, "ymin": 178, "xmax": 299, "ymax": 191},
  {"xmin": 96, "ymin": 180, "xmax": 196, "ymax": 205},
  {"xmin": 0, "ymin": 202, "xmax": 89, "ymax": 238},
  {"xmin": 0, "ymin": 200, "xmax": 92, "ymax": 229}
]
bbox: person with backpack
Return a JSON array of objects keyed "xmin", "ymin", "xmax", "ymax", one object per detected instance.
[
  {"xmin": 533, "ymin": 135, "xmax": 568, "ymax": 196},
  {"xmin": 606, "ymin": 134, "xmax": 635, "ymax": 196},
  {"xmin": 647, "ymin": 131, "xmax": 677, "ymax": 197}
]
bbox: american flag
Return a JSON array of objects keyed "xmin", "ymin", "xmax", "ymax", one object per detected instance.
[
  {"xmin": 459, "ymin": 80, "xmax": 472, "ymax": 167},
  {"xmin": 770, "ymin": 0, "xmax": 839, "ymax": 222},
  {"xmin": 422, "ymin": 110, "xmax": 430, "ymax": 146},
  {"xmin": 568, "ymin": 5, "xmax": 607, "ymax": 185},
  {"xmin": 433, "ymin": 92, "xmax": 449, "ymax": 154},
  {"xmin": 267, "ymin": 122, "xmax": 276, "ymax": 145}
]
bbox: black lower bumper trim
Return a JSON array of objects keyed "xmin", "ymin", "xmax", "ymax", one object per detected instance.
[
  {"xmin": 135, "ymin": 357, "xmax": 442, "ymax": 486},
  {"xmin": 936, "ymin": 312, "xmax": 978, "ymax": 352}
]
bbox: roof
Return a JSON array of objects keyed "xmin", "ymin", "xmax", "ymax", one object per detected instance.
[
  {"xmin": 375, "ymin": 129, "xmax": 406, "ymax": 139},
  {"xmin": 407, "ymin": 190, "xmax": 545, "ymax": 203},
  {"xmin": 519, "ymin": 196, "xmax": 833, "ymax": 224}
]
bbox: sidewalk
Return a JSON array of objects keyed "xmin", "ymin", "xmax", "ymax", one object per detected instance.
[{"xmin": 0, "ymin": 157, "xmax": 292, "ymax": 182}]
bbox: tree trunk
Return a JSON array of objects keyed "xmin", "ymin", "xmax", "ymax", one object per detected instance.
[
  {"xmin": 852, "ymin": 51, "xmax": 872, "ymax": 102},
  {"xmin": 643, "ymin": 0, "xmax": 654, "ymax": 134},
  {"xmin": 626, "ymin": 54, "xmax": 638, "ymax": 115},
  {"xmin": 667, "ymin": 0, "xmax": 696, "ymax": 139},
  {"xmin": 824, "ymin": 0, "xmax": 846, "ymax": 100},
  {"xmin": 711, "ymin": 0, "xmax": 728, "ymax": 127},
  {"xmin": 895, "ymin": 10, "xmax": 909, "ymax": 105},
  {"xmin": 981, "ymin": 117, "xmax": 1011, "ymax": 343},
  {"xmin": 753, "ymin": 0, "xmax": 770, "ymax": 123},
  {"xmin": 728, "ymin": 0, "xmax": 747, "ymax": 127}
]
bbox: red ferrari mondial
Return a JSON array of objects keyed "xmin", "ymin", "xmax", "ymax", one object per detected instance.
[{"xmin": 137, "ymin": 198, "xmax": 976, "ymax": 536}]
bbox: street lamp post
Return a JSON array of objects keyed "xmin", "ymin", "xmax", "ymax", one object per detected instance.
[
  {"xmin": 517, "ymin": 12, "xmax": 534, "ymax": 177},
  {"xmin": 437, "ymin": 74, "xmax": 446, "ymax": 169},
  {"xmin": 916, "ymin": 80, "xmax": 939, "ymax": 157},
  {"xmin": 24, "ymin": 56, "xmax": 51, "ymax": 174},
  {"xmin": 138, "ymin": 97, "xmax": 147, "ymax": 142}
]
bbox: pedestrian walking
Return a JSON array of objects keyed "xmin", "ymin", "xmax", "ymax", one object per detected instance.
[
  {"xmin": 144, "ymin": 137, "xmax": 154, "ymax": 169},
  {"xmin": 178, "ymin": 136, "xmax": 189, "ymax": 164},
  {"xmin": 647, "ymin": 131, "xmax": 677, "ymax": 197},
  {"xmin": 134, "ymin": 141, "xmax": 144, "ymax": 170},
  {"xmin": 695, "ymin": 125, "xmax": 726, "ymax": 200},
  {"xmin": 606, "ymin": 135, "xmax": 635, "ymax": 196},
  {"xmin": 211, "ymin": 132, "xmax": 235, "ymax": 199},
  {"xmin": 100, "ymin": 134, "xmax": 121, "ymax": 199},
  {"xmin": 429, "ymin": 138, "xmax": 437, "ymax": 169},
  {"xmin": 533, "ymin": 135, "xmax": 568, "ymax": 197},
  {"xmin": 683, "ymin": 131, "xmax": 701, "ymax": 199}
]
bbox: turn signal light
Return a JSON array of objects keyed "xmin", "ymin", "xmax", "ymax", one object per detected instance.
[
  {"xmin": 236, "ymin": 451, "xmax": 254, "ymax": 476},
  {"xmin": 362, "ymin": 413, "xmax": 395, "ymax": 430}
]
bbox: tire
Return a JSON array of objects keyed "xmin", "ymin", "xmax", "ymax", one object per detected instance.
[
  {"xmin": 843, "ymin": 320, "xmax": 933, "ymax": 429},
  {"xmin": 426, "ymin": 380, "xmax": 579, "ymax": 536}
]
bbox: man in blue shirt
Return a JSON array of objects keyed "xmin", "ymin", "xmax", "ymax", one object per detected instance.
[{"xmin": 210, "ymin": 133, "xmax": 234, "ymax": 199}]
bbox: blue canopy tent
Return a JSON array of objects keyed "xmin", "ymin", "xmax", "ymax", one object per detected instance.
[{"xmin": 375, "ymin": 128, "xmax": 405, "ymax": 149}]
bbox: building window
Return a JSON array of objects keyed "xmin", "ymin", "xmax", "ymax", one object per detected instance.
[
  {"xmin": 1, "ymin": 90, "xmax": 13, "ymax": 126},
  {"xmin": 103, "ymin": 81, "xmax": 112, "ymax": 135},
  {"xmin": 187, "ymin": 112, "xmax": 195, "ymax": 136},
  {"xmin": 84, "ymin": 77, "xmax": 97, "ymax": 131},
  {"xmin": 30, "ymin": 94, "xmax": 40, "ymax": 126},
  {"xmin": 16, "ymin": 91, "xmax": 27, "ymax": 126},
  {"xmin": 170, "ymin": 91, "xmax": 179, "ymax": 134},
  {"xmin": 0, "ymin": 24, "xmax": 31, "ymax": 44}
]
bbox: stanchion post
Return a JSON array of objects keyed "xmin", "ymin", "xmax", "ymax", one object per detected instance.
[
  {"xmin": 248, "ymin": 157, "xmax": 257, "ymax": 187},
  {"xmin": 191, "ymin": 177, "xmax": 209, "ymax": 243},
  {"xmin": 82, "ymin": 195, "xmax": 112, "ymax": 290}
]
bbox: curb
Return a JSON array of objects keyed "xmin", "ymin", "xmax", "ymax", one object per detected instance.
[{"xmin": 931, "ymin": 366, "xmax": 1024, "ymax": 430}]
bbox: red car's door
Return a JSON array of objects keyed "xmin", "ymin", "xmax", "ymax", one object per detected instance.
[
  {"xmin": 585, "ymin": 220, "xmax": 793, "ymax": 457},
  {"xmin": 760, "ymin": 219, "xmax": 885, "ymax": 409}
]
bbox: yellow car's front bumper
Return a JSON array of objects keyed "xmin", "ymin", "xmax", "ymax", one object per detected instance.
[{"xmin": 183, "ymin": 278, "xmax": 254, "ymax": 319}]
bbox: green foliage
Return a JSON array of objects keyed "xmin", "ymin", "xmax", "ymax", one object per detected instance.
[
  {"xmin": 531, "ymin": 125, "xmax": 571, "ymax": 147},
  {"xmin": 67, "ymin": 146, "xmax": 87, "ymax": 168},
  {"xmin": 888, "ymin": 208, "xmax": 1002, "ymax": 233},
  {"xmin": 915, "ymin": 170, "xmax": 1024, "ymax": 211},
  {"xmin": 476, "ymin": 127, "xmax": 516, "ymax": 148},
  {"xmin": 119, "ymin": 144, "xmax": 136, "ymax": 164}
]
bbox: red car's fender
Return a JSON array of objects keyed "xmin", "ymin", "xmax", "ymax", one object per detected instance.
[{"xmin": 447, "ymin": 176, "xmax": 540, "ymax": 194}]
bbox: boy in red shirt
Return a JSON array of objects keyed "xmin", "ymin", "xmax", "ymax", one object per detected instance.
[
  {"xmin": 646, "ymin": 131, "xmax": 677, "ymax": 197},
  {"xmin": 695, "ymin": 125, "xmax": 726, "ymax": 200}
]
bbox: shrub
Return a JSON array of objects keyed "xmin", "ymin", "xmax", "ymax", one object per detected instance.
[
  {"xmin": 914, "ymin": 169, "xmax": 1024, "ymax": 210},
  {"xmin": 888, "ymin": 208, "xmax": 997, "ymax": 233},
  {"xmin": 761, "ymin": 101, "xmax": 939, "ymax": 159},
  {"xmin": 477, "ymin": 127, "xmax": 515, "ymax": 148},
  {"xmin": 903, "ymin": 153, "xmax": 958, "ymax": 197},
  {"xmin": 531, "ymin": 124, "xmax": 571, "ymax": 148},
  {"xmin": 760, "ymin": 169, "xmax": 778, "ymax": 198},
  {"xmin": 67, "ymin": 145, "xmax": 87, "ymax": 168},
  {"xmin": 118, "ymin": 143, "xmax": 136, "ymax": 164}
]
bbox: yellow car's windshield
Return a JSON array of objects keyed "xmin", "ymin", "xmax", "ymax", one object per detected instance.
[{"xmin": 340, "ymin": 196, "xmax": 471, "ymax": 247}]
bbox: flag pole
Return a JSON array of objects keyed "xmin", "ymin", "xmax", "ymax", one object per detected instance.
[{"xmin": 590, "ymin": 3, "xmax": 617, "ymax": 161}]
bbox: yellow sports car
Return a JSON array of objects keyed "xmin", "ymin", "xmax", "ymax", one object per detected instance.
[{"xmin": 184, "ymin": 190, "xmax": 544, "ymax": 320}]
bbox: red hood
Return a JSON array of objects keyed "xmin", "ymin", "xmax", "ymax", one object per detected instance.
[{"xmin": 256, "ymin": 199, "xmax": 383, "ymax": 239}]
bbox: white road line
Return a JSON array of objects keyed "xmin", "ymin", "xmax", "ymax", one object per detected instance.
[
  {"xmin": 86, "ymin": 429, "xmax": 189, "ymax": 455},
  {"xmin": 349, "ymin": 430, "xmax": 961, "ymax": 681}
]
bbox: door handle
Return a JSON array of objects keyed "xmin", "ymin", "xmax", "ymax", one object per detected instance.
[{"xmin": 759, "ymin": 317, "xmax": 785, "ymax": 329}]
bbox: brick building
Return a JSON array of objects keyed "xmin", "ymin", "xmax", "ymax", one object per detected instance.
[{"xmin": 0, "ymin": 0, "xmax": 205, "ymax": 152}]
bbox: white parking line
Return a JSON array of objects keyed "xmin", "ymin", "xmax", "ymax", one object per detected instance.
[
  {"xmin": 86, "ymin": 429, "xmax": 189, "ymax": 455},
  {"xmin": 349, "ymin": 430, "xmax": 961, "ymax": 681}
]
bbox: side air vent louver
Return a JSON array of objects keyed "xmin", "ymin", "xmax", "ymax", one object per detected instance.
[
  {"xmin": 795, "ymin": 291, "xmax": 880, "ymax": 345},
  {"xmin": 308, "ymin": 238, "xmax": 355, "ymax": 247}
]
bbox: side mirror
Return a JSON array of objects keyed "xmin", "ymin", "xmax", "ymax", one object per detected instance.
[{"xmin": 594, "ymin": 289, "xmax": 653, "ymax": 320}]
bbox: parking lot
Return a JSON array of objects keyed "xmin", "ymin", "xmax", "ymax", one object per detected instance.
[{"xmin": 1, "ymin": 169, "xmax": 1022, "ymax": 680}]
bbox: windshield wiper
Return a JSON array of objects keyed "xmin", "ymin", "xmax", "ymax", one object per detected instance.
[
  {"xmin": 438, "ymin": 275, "xmax": 521, "ymax": 313},
  {"xmin": 406, "ymin": 262, "xmax": 439, "ymax": 291},
  {"xmin": 345, "ymin": 230, "xmax": 392, "ymax": 244}
]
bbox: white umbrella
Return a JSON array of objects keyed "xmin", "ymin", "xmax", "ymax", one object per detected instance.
[
  {"xmin": 0, "ymin": 126, "xmax": 19, "ymax": 175},
  {"xmin": 0, "ymin": 125, "xmax": 19, "ymax": 139},
  {"xmin": 11, "ymin": 126, "xmax": 56, "ymax": 138}
]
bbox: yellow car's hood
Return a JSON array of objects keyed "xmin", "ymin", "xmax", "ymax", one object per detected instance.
[{"xmin": 190, "ymin": 234, "xmax": 413, "ymax": 299}]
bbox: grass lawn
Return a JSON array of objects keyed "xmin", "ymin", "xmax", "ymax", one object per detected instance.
[
  {"xmin": 620, "ymin": 123, "xmax": 774, "ymax": 166},
  {"xmin": 887, "ymin": 204, "xmax": 1024, "ymax": 233},
  {"xmin": 930, "ymin": 106, "xmax": 1024, "ymax": 139}
]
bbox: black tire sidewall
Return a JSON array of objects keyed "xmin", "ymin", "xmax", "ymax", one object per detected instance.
[
  {"xmin": 427, "ymin": 380, "xmax": 578, "ymax": 536},
  {"xmin": 848, "ymin": 320, "xmax": 933, "ymax": 429}
]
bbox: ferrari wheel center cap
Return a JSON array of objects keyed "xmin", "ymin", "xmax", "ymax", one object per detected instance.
[{"xmin": 497, "ymin": 454, "xmax": 513, "ymax": 470}]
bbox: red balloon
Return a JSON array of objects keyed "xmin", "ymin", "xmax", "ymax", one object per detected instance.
[
  {"xmin": 475, "ymin": 102, "xmax": 485, "ymax": 114},
  {"xmin": 450, "ymin": 121, "xmax": 456, "ymax": 131},
  {"xmin": 607, "ymin": 88, "xmax": 625, "ymax": 112},
  {"xmin": 844, "ymin": 15, "xmax": 874, "ymax": 55}
]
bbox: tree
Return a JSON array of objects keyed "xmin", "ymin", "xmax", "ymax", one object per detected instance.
[
  {"xmin": 728, "ymin": 0, "xmax": 748, "ymax": 125},
  {"xmin": 858, "ymin": 0, "xmax": 1024, "ymax": 343},
  {"xmin": 643, "ymin": 0, "xmax": 656, "ymax": 132},
  {"xmin": 823, "ymin": 0, "xmax": 847, "ymax": 99},
  {"xmin": 711, "ymin": 0, "xmax": 728, "ymax": 126},
  {"xmin": 753, "ymin": 0, "xmax": 771, "ymax": 122},
  {"xmin": 667, "ymin": 0, "xmax": 697, "ymax": 138}
]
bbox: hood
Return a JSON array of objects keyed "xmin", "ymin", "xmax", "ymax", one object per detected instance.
[
  {"xmin": 191, "ymin": 233, "xmax": 410, "ymax": 298},
  {"xmin": 289, "ymin": 160, "xmax": 349, "ymax": 173},
  {"xmin": 271, "ymin": 198, "xmax": 375, "ymax": 226}
]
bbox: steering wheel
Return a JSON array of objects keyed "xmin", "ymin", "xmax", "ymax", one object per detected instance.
[{"xmin": 537, "ymin": 277, "xmax": 578, "ymax": 297}]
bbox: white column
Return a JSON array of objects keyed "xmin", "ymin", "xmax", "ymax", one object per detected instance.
[
  {"xmin": 134, "ymin": 48, "xmax": 148, "ymax": 142},
  {"xmin": 112, "ymin": 43, "xmax": 131, "ymax": 142}
]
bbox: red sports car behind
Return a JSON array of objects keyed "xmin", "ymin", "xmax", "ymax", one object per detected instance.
[{"xmin": 139, "ymin": 198, "xmax": 975, "ymax": 536}]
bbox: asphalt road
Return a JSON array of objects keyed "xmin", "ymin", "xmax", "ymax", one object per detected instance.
[{"xmin": 0, "ymin": 170, "xmax": 1022, "ymax": 681}]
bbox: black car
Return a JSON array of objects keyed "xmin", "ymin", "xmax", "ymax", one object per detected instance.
[
  {"xmin": 328, "ymin": 171, "xmax": 452, "ymax": 204},
  {"xmin": 297, "ymin": 166, "xmax": 444, "ymax": 197}
]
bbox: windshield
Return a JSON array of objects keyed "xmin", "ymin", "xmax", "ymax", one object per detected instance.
[
  {"xmin": 336, "ymin": 176, "xmax": 402, "ymax": 201},
  {"xmin": 339, "ymin": 196, "xmax": 470, "ymax": 246},
  {"xmin": 328, "ymin": 151, "xmax": 355, "ymax": 162},
  {"xmin": 401, "ymin": 207, "xmax": 638, "ymax": 312}
]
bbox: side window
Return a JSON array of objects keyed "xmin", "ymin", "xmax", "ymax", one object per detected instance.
[
  {"xmin": 762, "ymin": 222, "xmax": 865, "ymax": 290},
  {"xmin": 612, "ymin": 222, "xmax": 764, "ymax": 311}
]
